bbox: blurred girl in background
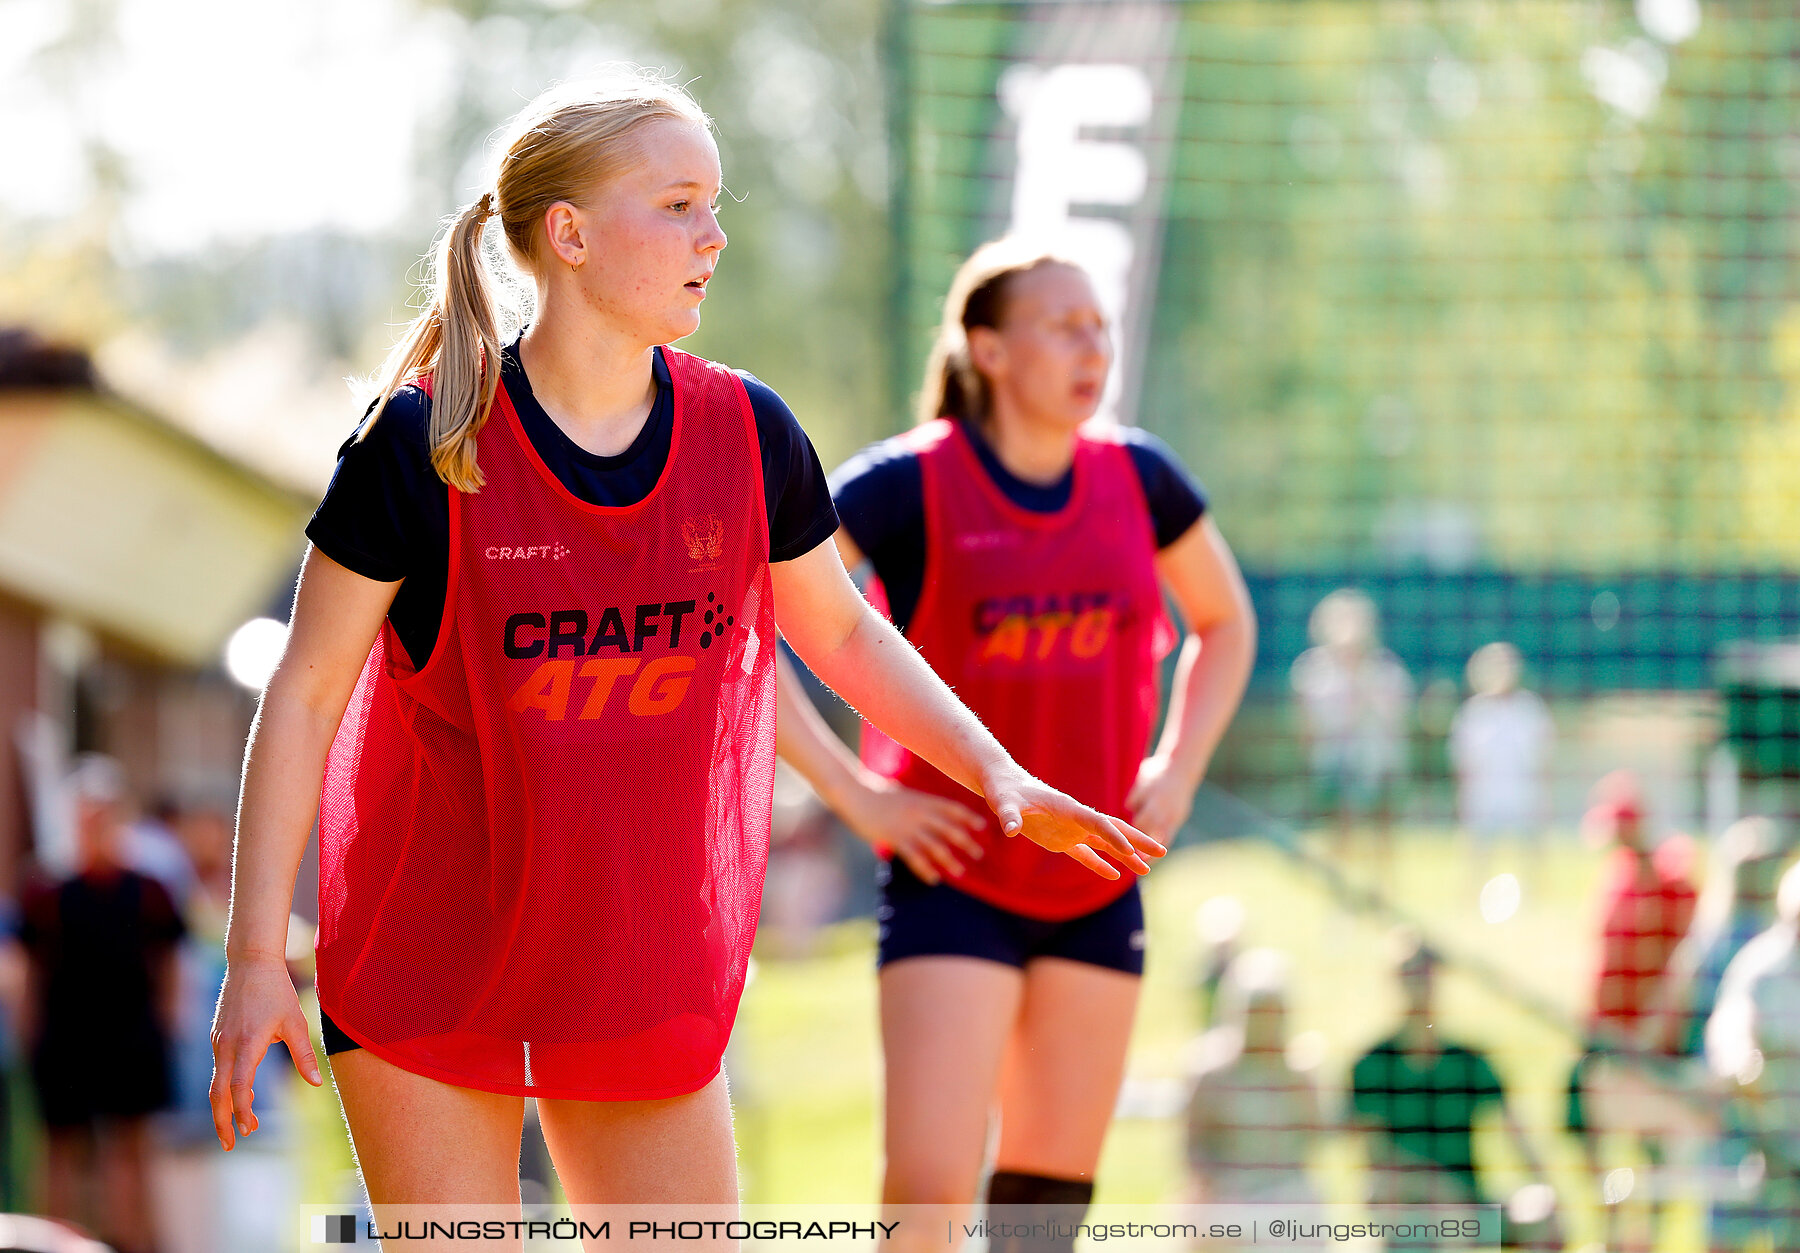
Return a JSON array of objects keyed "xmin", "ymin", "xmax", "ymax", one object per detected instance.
[{"xmin": 777, "ymin": 238, "xmax": 1254, "ymax": 1245}]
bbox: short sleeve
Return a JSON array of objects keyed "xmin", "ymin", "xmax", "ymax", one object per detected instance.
[
  {"xmin": 1120, "ymin": 427, "xmax": 1208, "ymax": 548},
  {"xmin": 740, "ymin": 373, "xmax": 840, "ymax": 563},
  {"xmin": 1467, "ymin": 1049, "xmax": 1505, "ymax": 1108},
  {"xmin": 305, "ymin": 387, "xmax": 441, "ymax": 583},
  {"xmin": 828, "ymin": 438, "xmax": 925, "ymax": 576}
]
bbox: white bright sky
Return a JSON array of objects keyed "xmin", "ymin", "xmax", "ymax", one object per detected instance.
[{"xmin": 3, "ymin": 0, "xmax": 475, "ymax": 253}]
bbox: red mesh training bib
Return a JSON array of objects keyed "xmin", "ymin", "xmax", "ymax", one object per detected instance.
[
  {"xmin": 317, "ymin": 350, "xmax": 776, "ymax": 1099},
  {"xmin": 862, "ymin": 420, "xmax": 1172, "ymax": 921}
]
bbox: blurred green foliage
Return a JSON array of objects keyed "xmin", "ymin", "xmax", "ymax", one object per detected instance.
[{"xmin": 0, "ymin": 0, "xmax": 895, "ymax": 469}]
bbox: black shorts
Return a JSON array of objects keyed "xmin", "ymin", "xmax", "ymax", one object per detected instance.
[
  {"xmin": 320, "ymin": 1007, "xmax": 360, "ymax": 1057},
  {"xmin": 876, "ymin": 859, "xmax": 1146, "ymax": 975}
]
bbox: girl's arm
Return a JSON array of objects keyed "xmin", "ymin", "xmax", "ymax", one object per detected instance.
[
  {"xmin": 774, "ymin": 529, "xmax": 986, "ymax": 884},
  {"xmin": 776, "ymin": 653, "xmax": 987, "ymax": 884},
  {"xmin": 1126, "ymin": 518, "xmax": 1257, "ymax": 844},
  {"xmin": 210, "ymin": 546, "xmax": 398, "ymax": 1151},
  {"xmin": 770, "ymin": 537, "xmax": 1164, "ymax": 879}
]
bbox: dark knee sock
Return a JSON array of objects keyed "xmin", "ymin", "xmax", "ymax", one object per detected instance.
[{"xmin": 984, "ymin": 1171, "xmax": 1094, "ymax": 1253}]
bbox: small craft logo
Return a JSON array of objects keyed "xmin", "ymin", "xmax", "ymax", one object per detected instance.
[
  {"xmin": 483, "ymin": 543, "xmax": 570, "ymax": 561},
  {"xmin": 681, "ymin": 514, "xmax": 725, "ymax": 562},
  {"xmin": 312, "ymin": 1214, "xmax": 358, "ymax": 1244}
]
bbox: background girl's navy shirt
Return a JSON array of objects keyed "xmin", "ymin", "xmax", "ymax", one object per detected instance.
[
  {"xmin": 830, "ymin": 421, "xmax": 1207, "ymax": 635},
  {"xmin": 307, "ymin": 342, "xmax": 839, "ymax": 671}
]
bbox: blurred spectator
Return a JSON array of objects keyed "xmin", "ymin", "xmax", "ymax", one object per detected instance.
[
  {"xmin": 1290, "ymin": 589, "xmax": 1412, "ymax": 868},
  {"xmin": 1448, "ymin": 642, "xmax": 1553, "ymax": 883},
  {"xmin": 1645, "ymin": 816, "xmax": 1791, "ymax": 1253},
  {"xmin": 1192, "ymin": 896, "xmax": 1245, "ymax": 1030},
  {"xmin": 174, "ymin": 801, "xmax": 232, "ymax": 932},
  {"xmin": 0, "ymin": 900, "xmax": 27, "ymax": 1212},
  {"xmin": 124, "ymin": 797, "xmax": 197, "ymax": 910},
  {"xmin": 1184, "ymin": 948, "xmax": 1323, "ymax": 1206},
  {"xmin": 1651, "ymin": 816, "xmax": 1790, "ymax": 1060},
  {"xmin": 21, "ymin": 754, "xmax": 184, "ymax": 1253},
  {"xmin": 163, "ymin": 796, "xmax": 233, "ymax": 1148},
  {"xmin": 1350, "ymin": 932, "xmax": 1545, "ymax": 1235},
  {"xmin": 1564, "ymin": 771, "xmax": 1696, "ymax": 1251},
  {"xmin": 1705, "ymin": 859, "xmax": 1800, "ymax": 1252}
]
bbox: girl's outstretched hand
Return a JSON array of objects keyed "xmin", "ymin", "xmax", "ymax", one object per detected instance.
[
  {"xmin": 980, "ymin": 765, "xmax": 1166, "ymax": 879},
  {"xmin": 209, "ymin": 955, "xmax": 324, "ymax": 1151}
]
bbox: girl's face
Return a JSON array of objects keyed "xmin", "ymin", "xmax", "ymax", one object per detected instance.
[
  {"xmin": 563, "ymin": 117, "xmax": 727, "ymax": 346},
  {"xmin": 971, "ymin": 262, "xmax": 1114, "ymax": 429}
]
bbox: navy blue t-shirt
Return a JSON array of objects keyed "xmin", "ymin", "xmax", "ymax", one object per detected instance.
[
  {"xmin": 830, "ymin": 420, "xmax": 1207, "ymax": 634},
  {"xmin": 307, "ymin": 342, "xmax": 839, "ymax": 670}
]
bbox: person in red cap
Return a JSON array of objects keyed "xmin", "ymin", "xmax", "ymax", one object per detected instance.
[{"xmin": 1565, "ymin": 770, "xmax": 1696, "ymax": 1250}]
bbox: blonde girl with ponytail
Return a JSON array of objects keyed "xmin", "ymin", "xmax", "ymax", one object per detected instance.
[{"xmin": 209, "ymin": 72, "xmax": 1162, "ymax": 1222}]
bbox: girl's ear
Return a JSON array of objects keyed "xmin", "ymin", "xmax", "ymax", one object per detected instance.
[
  {"xmin": 543, "ymin": 201, "xmax": 588, "ymax": 268},
  {"xmin": 966, "ymin": 324, "xmax": 1005, "ymax": 381}
]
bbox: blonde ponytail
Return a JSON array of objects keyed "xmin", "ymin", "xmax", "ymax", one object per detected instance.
[
  {"xmin": 363, "ymin": 70, "xmax": 711, "ymax": 492},
  {"xmin": 365, "ymin": 194, "xmax": 503, "ymax": 493},
  {"xmin": 916, "ymin": 237, "xmax": 1083, "ymax": 428}
]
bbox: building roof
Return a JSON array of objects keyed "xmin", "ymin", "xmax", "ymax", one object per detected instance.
[{"xmin": 0, "ymin": 327, "xmax": 311, "ymax": 665}]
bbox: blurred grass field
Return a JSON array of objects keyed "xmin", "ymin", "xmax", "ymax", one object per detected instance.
[{"xmin": 294, "ymin": 830, "xmax": 1714, "ymax": 1250}]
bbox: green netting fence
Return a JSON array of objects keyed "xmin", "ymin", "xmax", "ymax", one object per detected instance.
[{"xmin": 884, "ymin": 3, "xmax": 1800, "ymax": 1228}]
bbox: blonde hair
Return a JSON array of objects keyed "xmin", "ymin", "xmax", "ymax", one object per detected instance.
[
  {"xmin": 916, "ymin": 237, "xmax": 1084, "ymax": 428},
  {"xmin": 367, "ymin": 70, "xmax": 711, "ymax": 491}
]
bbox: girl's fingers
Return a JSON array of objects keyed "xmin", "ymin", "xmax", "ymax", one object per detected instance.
[
  {"xmin": 929, "ymin": 818, "xmax": 986, "ymax": 859},
  {"xmin": 1070, "ymin": 803, "xmax": 1153, "ymax": 872},
  {"xmin": 1127, "ymin": 805, "xmax": 1171, "ymax": 850},
  {"xmin": 1124, "ymin": 778, "xmax": 1150, "ymax": 814},
  {"xmin": 943, "ymin": 801, "xmax": 987, "ymax": 832},
  {"xmin": 209, "ymin": 1042, "xmax": 238, "ymax": 1151},
  {"xmin": 1105, "ymin": 811, "xmax": 1166, "ymax": 860},
  {"xmin": 1066, "ymin": 843, "xmax": 1122, "ymax": 881},
  {"xmin": 925, "ymin": 841, "xmax": 966, "ymax": 880},
  {"xmin": 283, "ymin": 1011, "xmax": 324, "ymax": 1087},
  {"xmin": 230, "ymin": 1041, "xmax": 265, "ymax": 1136},
  {"xmin": 900, "ymin": 847, "xmax": 941, "ymax": 886}
]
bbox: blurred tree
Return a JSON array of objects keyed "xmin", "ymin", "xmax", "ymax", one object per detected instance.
[
  {"xmin": 0, "ymin": 0, "xmax": 894, "ymax": 469},
  {"xmin": 1131, "ymin": 0, "xmax": 1800, "ymax": 570}
]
